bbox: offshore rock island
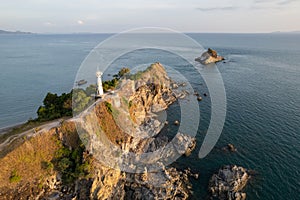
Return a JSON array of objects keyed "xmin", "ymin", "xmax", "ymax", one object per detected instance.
[
  {"xmin": 0, "ymin": 63, "xmax": 199, "ymax": 199},
  {"xmin": 195, "ymin": 48, "xmax": 224, "ymax": 65}
]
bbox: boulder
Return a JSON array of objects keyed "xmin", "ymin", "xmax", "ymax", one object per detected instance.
[
  {"xmin": 228, "ymin": 143, "xmax": 237, "ymax": 152},
  {"xmin": 222, "ymin": 143, "xmax": 237, "ymax": 152}
]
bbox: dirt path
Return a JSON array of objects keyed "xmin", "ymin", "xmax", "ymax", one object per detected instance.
[
  {"xmin": 0, "ymin": 120, "xmax": 61, "ymax": 152},
  {"xmin": 0, "ymin": 97, "xmax": 105, "ymax": 152}
]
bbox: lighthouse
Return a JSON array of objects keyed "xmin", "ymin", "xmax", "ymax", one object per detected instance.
[{"xmin": 96, "ymin": 71, "xmax": 104, "ymax": 98}]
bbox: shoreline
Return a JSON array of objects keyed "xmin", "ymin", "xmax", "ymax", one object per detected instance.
[
  {"xmin": 0, "ymin": 121, "xmax": 28, "ymax": 135},
  {"xmin": 0, "ymin": 117, "xmax": 71, "ymax": 146}
]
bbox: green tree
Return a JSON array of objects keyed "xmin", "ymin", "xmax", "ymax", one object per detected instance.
[
  {"xmin": 72, "ymin": 89, "xmax": 92, "ymax": 114},
  {"xmin": 118, "ymin": 67, "xmax": 130, "ymax": 78}
]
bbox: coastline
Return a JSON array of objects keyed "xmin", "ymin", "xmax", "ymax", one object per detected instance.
[
  {"xmin": 0, "ymin": 117, "xmax": 71, "ymax": 146},
  {"xmin": 0, "ymin": 63, "xmax": 199, "ymax": 199},
  {"xmin": 0, "ymin": 122, "xmax": 26, "ymax": 135}
]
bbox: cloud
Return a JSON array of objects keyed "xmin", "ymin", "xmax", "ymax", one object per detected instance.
[
  {"xmin": 77, "ymin": 20, "xmax": 84, "ymax": 25},
  {"xmin": 277, "ymin": 0, "xmax": 298, "ymax": 5},
  {"xmin": 196, "ymin": 6, "xmax": 238, "ymax": 12},
  {"xmin": 254, "ymin": 0, "xmax": 298, "ymax": 5},
  {"xmin": 254, "ymin": 0, "xmax": 274, "ymax": 4},
  {"xmin": 44, "ymin": 22, "xmax": 54, "ymax": 26}
]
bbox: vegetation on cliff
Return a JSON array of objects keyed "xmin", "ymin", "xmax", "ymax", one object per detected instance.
[
  {"xmin": 37, "ymin": 92, "xmax": 73, "ymax": 121},
  {"xmin": 0, "ymin": 129, "xmax": 61, "ymax": 189},
  {"xmin": 52, "ymin": 138, "xmax": 91, "ymax": 184},
  {"xmin": 36, "ymin": 67, "xmax": 130, "ymax": 121},
  {"xmin": 102, "ymin": 67, "xmax": 130, "ymax": 92}
]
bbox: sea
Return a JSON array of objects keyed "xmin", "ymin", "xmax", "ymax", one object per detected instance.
[{"xmin": 0, "ymin": 33, "xmax": 299, "ymax": 199}]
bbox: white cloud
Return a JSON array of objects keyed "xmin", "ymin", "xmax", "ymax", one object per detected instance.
[
  {"xmin": 77, "ymin": 20, "xmax": 84, "ymax": 25},
  {"xmin": 44, "ymin": 22, "xmax": 54, "ymax": 26}
]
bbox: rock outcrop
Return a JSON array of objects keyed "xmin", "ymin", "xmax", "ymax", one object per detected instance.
[
  {"xmin": 222, "ymin": 143, "xmax": 237, "ymax": 152},
  {"xmin": 195, "ymin": 48, "xmax": 224, "ymax": 65},
  {"xmin": 208, "ymin": 165, "xmax": 250, "ymax": 200}
]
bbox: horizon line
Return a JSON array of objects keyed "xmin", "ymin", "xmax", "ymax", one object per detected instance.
[{"xmin": 2, "ymin": 29, "xmax": 300, "ymax": 35}]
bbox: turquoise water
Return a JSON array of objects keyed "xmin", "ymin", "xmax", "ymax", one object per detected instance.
[{"xmin": 0, "ymin": 33, "xmax": 299, "ymax": 199}]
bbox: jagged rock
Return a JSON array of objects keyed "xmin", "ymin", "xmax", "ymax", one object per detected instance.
[
  {"xmin": 171, "ymin": 82, "xmax": 179, "ymax": 89},
  {"xmin": 184, "ymin": 138, "xmax": 196, "ymax": 156},
  {"xmin": 228, "ymin": 144, "xmax": 237, "ymax": 152},
  {"xmin": 222, "ymin": 144, "xmax": 237, "ymax": 152},
  {"xmin": 123, "ymin": 167, "xmax": 192, "ymax": 200},
  {"xmin": 208, "ymin": 165, "xmax": 250, "ymax": 200},
  {"xmin": 195, "ymin": 48, "xmax": 224, "ymax": 65}
]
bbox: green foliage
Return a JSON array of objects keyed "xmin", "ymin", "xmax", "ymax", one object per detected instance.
[
  {"xmin": 36, "ymin": 67, "xmax": 131, "ymax": 121},
  {"xmin": 118, "ymin": 67, "xmax": 130, "ymax": 78},
  {"xmin": 72, "ymin": 89, "xmax": 92, "ymax": 114},
  {"xmin": 102, "ymin": 67, "xmax": 130, "ymax": 92},
  {"xmin": 129, "ymin": 71, "xmax": 143, "ymax": 80},
  {"xmin": 37, "ymin": 92, "xmax": 72, "ymax": 121},
  {"xmin": 52, "ymin": 144, "xmax": 90, "ymax": 184},
  {"xmin": 102, "ymin": 78, "xmax": 118, "ymax": 92},
  {"xmin": 9, "ymin": 170, "xmax": 21, "ymax": 183},
  {"xmin": 105, "ymin": 102, "xmax": 112, "ymax": 113},
  {"xmin": 85, "ymin": 84, "xmax": 96, "ymax": 96},
  {"xmin": 41, "ymin": 161, "xmax": 54, "ymax": 171},
  {"xmin": 128, "ymin": 100, "xmax": 133, "ymax": 108}
]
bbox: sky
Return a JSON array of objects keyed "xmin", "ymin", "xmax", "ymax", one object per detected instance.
[{"xmin": 0, "ymin": 0, "xmax": 300, "ymax": 33}]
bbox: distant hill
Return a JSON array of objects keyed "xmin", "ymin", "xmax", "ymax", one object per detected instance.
[
  {"xmin": 270, "ymin": 31, "xmax": 300, "ymax": 34},
  {"xmin": 0, "ymin": 30, "xmax": 32, "ymax": 34}
]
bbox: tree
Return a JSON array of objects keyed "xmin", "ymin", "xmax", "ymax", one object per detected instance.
[
  {"xmin": 43, "ymin": 92, "xmax": 58, "ymax": 108},
  {"xmin": 118, "ymin": 67, "xmax": 130, "ymax": 78},
  {"xmin": 72, "ymin": 89, "xmax": 92, "ymax": 114}
]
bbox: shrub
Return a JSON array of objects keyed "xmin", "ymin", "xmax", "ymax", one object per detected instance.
[
  {"xmin": 52, "ymin": 144, "xmax": 90, "ymax": 184},
  {"xmin": 9, "ymin": 170, "xmax": 21, "ymax": 183},
  {"xmin": 41, "ymin": 161, "xmax": 54, "ymax": 171},
  {"xmin": 105, "ymin": 102, "xmax": 112, "ymax": 113}
]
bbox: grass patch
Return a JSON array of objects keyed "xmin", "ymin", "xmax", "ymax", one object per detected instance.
[{"xmin": 9, "ymin": 170, "xmax": 21, "ymax": 183}]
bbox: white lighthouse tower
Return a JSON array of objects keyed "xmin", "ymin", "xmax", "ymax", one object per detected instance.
[{"xmin": 96, "ymin": 71, "xmax": 104, "ymax": 98}]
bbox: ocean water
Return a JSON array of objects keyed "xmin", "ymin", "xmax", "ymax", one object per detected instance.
[{"xmin": 0, "ymin": 33, "xmax": 299, "ymax": 199}]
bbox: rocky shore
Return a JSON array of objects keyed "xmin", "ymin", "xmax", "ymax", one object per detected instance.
[{"xmin": 208, "ymin": 165, "xmax": 250, "ymax": 200}]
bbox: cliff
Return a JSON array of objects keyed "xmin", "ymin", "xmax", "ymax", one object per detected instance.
[{"xmin": 0, "ymin": 62, "xmax": 197, "ymax": 199}]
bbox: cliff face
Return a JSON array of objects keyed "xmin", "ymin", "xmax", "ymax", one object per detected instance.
[{"xmin": 0, "ymin": 63, "xmax": 197, "ymax": 200}]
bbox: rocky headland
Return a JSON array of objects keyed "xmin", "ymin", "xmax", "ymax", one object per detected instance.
[
  {"xmin": 0, "ymin": 62, "xmax": 198, "ymax": 199},
  {"xmin": 0, "ymin": 62, "xmax": 252, "ymax": 200}
]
